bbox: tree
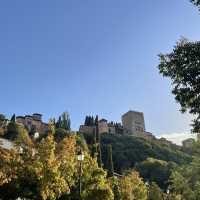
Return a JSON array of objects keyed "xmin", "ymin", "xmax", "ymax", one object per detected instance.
[
  {"xmin": 0, "ymin": 124, "xmax": 115, "ymax": 200},
  {"xmin": 84, "ymin": 116, "xmax": 89, "ymax": 126},
  {"xmin": 191, "ymin": 0, "xmax": 200, "ymax": 7},
  {"xmin": 168, "ymin": 137, "xmax": 200, "ymax": 200},
  {"xmin": 170, "ymin": 169, "xmax": 195, "ymax": 200},
  {"xmin": 95, "ymin": 115, "xmax": 98, "ymax": 126},
  {"xmin": 118, "ymin": 171, "xmax": 147, "ymax": 200},
  {"xmin": 61, "ymin": 112, "xmax": 71, "ymax": 131},
  {"xmin": 106, "ymin": 144, "xmax": 114, "ymax": 177},
  {"xmin": 158, "ymin": 39, "xmax": 200, "ymax": 132},
  {"xmin": 56, "ymin": 135, "xmax": 77, "ymax": 198},
  {"xmin": 91, "ymin": 127, "xmax": 98, "ymax": 157},
  {"xmin": 135, "ymin": 158, "xmax": 175, "ymax": 190},
  {"xmin": 148, "ymin": 182, "xmax": 164, "ymax": 200},
  {"xmin": 56, "ymin": 116, "xmax": 62, "ymax": 129},
  {"xmin": 36, "ymin": 134, "xmax": 67, "ymax": 200},
  {"xmin": 77, "ymin": 153, "xmax": 114, "ymax": 200},
  {"xmin": 4, "ymin": 121, "xmax": 19, "ymax": 140},
  {"xmin": 95, "ymin": 115, "xmax": 102, "ymax": 167},
  {"xmin": 54, "ymin": 128, "xmax": 69, "ymax": 143},
  {"xmin": 10, "ymin": 114, "xmax": 15, "ymax": 123},
  {"xmin": 0, "ymin": 114, "xmax": 5, "ymax": 121}
]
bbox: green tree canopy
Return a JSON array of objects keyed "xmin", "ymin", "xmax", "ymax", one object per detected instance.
[
  {"xmin": 0, "ymin": 114, "xmax": 5, "ymax": 121},
  {"xmin": 191, "ymin": 0, "xmax": 200, "ymax": 7},
  {"xmin": 118, "ymin": 170, "xmax": 147, "ymax": 200},
  {"xmin": 0, "ymin": 128, "xmax": 114, "ymax": 200},
  {"xmin": 135, "ymin": 158, "xmax": 176, "ymax": 189},
  {"xmin": 148, "ymin": 182, "xmax": 164, "ymax": 200},
  {"xmin": 4, "ymin": 121, "xmax": 20, "ymax": 140},
  {"xmin": 158, "ymin": 39, "xmax": 200, "ymax": 132}
]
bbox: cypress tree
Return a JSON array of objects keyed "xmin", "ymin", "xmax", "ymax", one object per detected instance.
[
  {"xmin": 67, "ymin": 118, "xmax": 71, "ymax": 131},
  {"xmin": 56, "ymin": 116, "xmax": 62, "ymax": 128},
  {"xmin": 91, "ymin": 116, "xmax": 94, "ymax": 126},
  {"xmin": 88, "ymin": 116, "xmax": 90, "ymax": 126},
  {"xmin": 91, "ymin": 127, "xmax": 98, "ymax": 157},
  {"xmin": 11, "ymin": 114, "xmax": 16, "ymax": 123},
  {"xmin": 84, "ymin": 116, "xmax": 88, "ymax": 126},
  {"xmin": 95, "ymin": 115, "xmax": 102, "ymax": 167},
  {"xmin": 95, "ymin": 115, "xmax": 98, "ymax": 126},
  {"xmin": 61, "ymin": 112, "xmax": 70, "ymax": 131},
  {"xmin": 107, "ymin": 144, "xmax": 114, "ymax": 177}
]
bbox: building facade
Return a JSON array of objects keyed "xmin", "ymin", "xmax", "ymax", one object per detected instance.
[
  {"xmin": 16, "ymin": 113, "xmax": 49, "ymax": 134},
  {"xmin": 122, "ymin": 110, "xmax": 145, "ymax": 135}
]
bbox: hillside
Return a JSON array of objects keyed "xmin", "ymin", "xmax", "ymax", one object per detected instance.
[
  {"xmin": 84, "ymin": 133, "xmax": 192, "ymax": 189},
  {"xmin": 100, "ymin": 133, "xmax": 191, "ymax": 172}
]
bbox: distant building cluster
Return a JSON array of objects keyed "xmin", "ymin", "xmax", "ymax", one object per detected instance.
[
  {"xmin": 79, "ymin": 110, "xmax": 154, "ymax": 139},
  {"xmin": 16, "ymin": 113, "xmax": 49, "ymax": 134}
]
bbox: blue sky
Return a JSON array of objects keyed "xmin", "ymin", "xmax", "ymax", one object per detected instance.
[{"xmin": 0, "ymin": 0, "xmax": 199, "ymax": 137}]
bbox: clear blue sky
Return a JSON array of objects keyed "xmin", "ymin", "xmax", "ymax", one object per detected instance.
[{"xmin": 0, "ymin": 0, "xmax": 199, "ymax": 136}]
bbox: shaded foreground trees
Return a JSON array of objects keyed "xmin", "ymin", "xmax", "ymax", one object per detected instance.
[
  {"xmin": 157, "ymin": 2, "xmax": 200, "ymax": 199},
  {"xmin": 158, "ymin": 39, "xmax": 200, "ymax": 133},
  {"xmin": 0, "ymin": 127, "xmax": 113, "ymax": 200},
  {"xmin": 118, "ymin": 171, "xmax": 147, "ymax": 200},
  {"xmin": 168, "ymin": 137, "xmax": 200, "ymax": 199},
  {"xmin": 0, "ymin": 126, "xmax": 150, "ymax": 200}
]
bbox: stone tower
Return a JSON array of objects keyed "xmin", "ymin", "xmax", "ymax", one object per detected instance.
[{"xmin": 122, "ymin": 110, "xmax": 145, "ymax": 135}]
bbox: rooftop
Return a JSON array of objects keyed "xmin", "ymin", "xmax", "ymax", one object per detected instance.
[{"xmin": 122, "ymin": 110, "xmax": 144, "ymax": 117}]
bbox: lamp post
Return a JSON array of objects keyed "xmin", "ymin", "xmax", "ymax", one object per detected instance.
[
  {"xmin": 166, "ymin": 188, "xmax": 170, "ymax": 200},
  {"xmin": 145, "ymin": 181, "xmax": 149, "ymax": 198},
  {"xmin": 77, "ymin": 149, "xmax": 84, "ymax": 199}
]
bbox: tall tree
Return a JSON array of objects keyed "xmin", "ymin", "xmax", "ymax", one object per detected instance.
[
  {"xmin": 191, "ymin": 0, "xmax": 200, "ymax": 7},
  {"xmin": 4, "ymin": 121, "xmax": 19, "ymax": 140},
  {"xmin": 91, "ymin": 116, "xmax": 94, "ymax": 126},
  {"xmin": 106, "ymin": 144, "xmax": 114, "ymax": 177},
  {"xmin": 0, "ymin": 114, "xmax": 5, "ymax": 121},
  {"xmin": 56, "ymin": 116, "xmax": 62, "ymax": 128},
  {"xmin": 76, "ymin": 153, "xmax": 114, "ymax": 200},
  {"xmin": 10, "ymin": 114, "xmax": 15, "ymax": 123},
  {"xmin": 158, "ymin": 39, "xmax": 200, "ymax": 132},
  {"xmin": 118, "ymin": 171, "xmax": 148, "ymax": 200},
  {"xmin": 95, "ymin": 115, "xmax": 98, "ymax": 126},
  {"xmin": 95, "ymin": 115, "xmax": 102, "ymax": 167},
  {"xmin": 91, "ymin": 127, "xmax": 98, "ymax": 158},
  {"xmin": 148, "ymin": 182, "xmax": 164, "ymax": 200},
  {"xmin": 84, "ymin": 116, "xmax": 88, "ymax": 126},
  {"xmin": 61, "ymin": 112, "xmax": 71, "ymax": 131}
]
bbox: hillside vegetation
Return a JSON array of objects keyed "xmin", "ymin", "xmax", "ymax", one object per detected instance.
[{"xmin": 84, "ymin": 132, "xmax": 191, "ymax": 190}]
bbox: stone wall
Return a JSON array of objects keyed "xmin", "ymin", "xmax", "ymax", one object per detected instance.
[
  {"xmin": 122, "ymin": 110, "xmax": 145, "ymax": 135},
  {"xmin": 79, "ymin": 125, "xmax": 95, "ymax": 134},
  {"xmin": 99, "ymin": 120, "xmax": 109, "ymax": 134}
]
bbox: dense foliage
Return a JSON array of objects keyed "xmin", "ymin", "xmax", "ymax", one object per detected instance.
[
  {"xmin": 191, "ymin": 0, "xmax": 200, "ymax": 7},
  {"xmin": 100, "ymin": 134, "xmax": 189, "ymax": 170},
  {"xmin": 0, "ymin": 128, "xmax": 115, "ymax": 200},
  {"xmin": 135, "ymin": 158, "xmax": 176, "ymax": 189},
  {"xmin": 158, "ymin": 39, "xmax": 200, "ymax": 132},
  {"xmin": 117, "ymin": 171, "xmax": 147, "ymax": 200},
  {"xmin": 155, "ymin": 2, "xmax": 200, "ymax": 199},
  {"xmin": 169, "ymin": 138, "xmax": 200, "ymax": 199},
  {"xmin": 83, "ymin": 132, "xmax": 191, "ymax": 190},
  {"xmin": 0, "ymin": 124, "xmax": 154, "ymax": 200}
]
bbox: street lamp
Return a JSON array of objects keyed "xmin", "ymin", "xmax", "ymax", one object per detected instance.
[
  {"xmin": 33, "ymin": 132, "xmax": 39, "ymax": 140},
  {"xmin": 145, "ymin": 181, "xmax": 149, "ymax": 198},
  {"xmin": 77, "ymin": 149, "xmax": 84, "ymax": 198},
  {"xmin": 166, "ymin": 188, "xmax": 170, "ymax": 200}
]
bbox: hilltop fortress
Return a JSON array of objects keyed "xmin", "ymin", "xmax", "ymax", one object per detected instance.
[
  {"xmin": 79, "ymin": 110, "xmax": 154, "ymax": 139},
  {"xmin": 16, "ymin": 113, "xmax": 49, "ymax": 134},
  {"xmin": 0, "ymin": 110, "xmax": 154, "ymax": 140}
]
